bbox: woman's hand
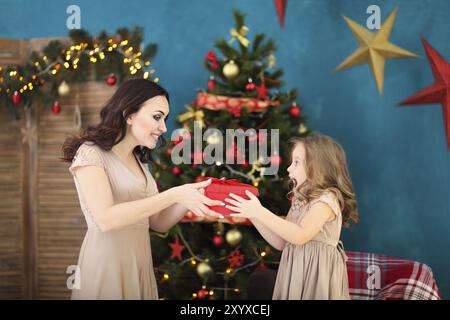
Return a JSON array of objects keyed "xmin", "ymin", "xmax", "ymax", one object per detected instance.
[
  {"xmin": 171, "ymin": 179, "xmax": 225, "ymax": 219},
  {"xmin": 224, "ymin": 190, "xmax": 264, "ymax": 219}
]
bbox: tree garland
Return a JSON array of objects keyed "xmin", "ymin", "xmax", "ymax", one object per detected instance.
[{"xmin": 0, "ymin": 27, "xmax": 159, "ymax": 119}]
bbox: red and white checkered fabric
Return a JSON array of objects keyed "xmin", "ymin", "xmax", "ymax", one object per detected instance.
[{"xmin": 346, "ymin": 251, "xmax": 442, "ymax": 300}]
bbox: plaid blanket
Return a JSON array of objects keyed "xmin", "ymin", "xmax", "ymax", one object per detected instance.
[{"xmin": 346, "ymin": 251, "xmax": 442, "ymax": 300}]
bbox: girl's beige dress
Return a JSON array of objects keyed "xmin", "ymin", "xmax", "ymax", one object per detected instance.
[
  {"xmin": 69, "ymin": 142, "xmax": 159, "ymax": 300},
  {"xmin": 272, "ymin": 191, "xmax": 351, "ymax": 300}
]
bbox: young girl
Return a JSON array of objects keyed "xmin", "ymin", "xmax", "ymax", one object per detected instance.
[{"xmin": 225, "ymin": 134, "xmax": 359, "ymax": 300}]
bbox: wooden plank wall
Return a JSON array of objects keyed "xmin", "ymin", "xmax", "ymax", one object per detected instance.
[
  {"xmin": 36, "ymin": 81, "xmax": 114, "ymax": 299},
  {"xmin": 0, "ymin": 105, "xmax": 25, "ymax": 299},
  {"xmin": 0, "ymin": 38, "xmax": 116, "ymax": 299},
  {"xmin": 0, "ymin": 39, "xmax": 28, "ymax": 299}
]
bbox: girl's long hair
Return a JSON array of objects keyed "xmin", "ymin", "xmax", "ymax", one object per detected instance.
[
  {"xmin": 288, "ymin": 134, "xmax": 359, "ymax": 227},
  {"xmin": 61, "ymin": 79, "xmax": 169, "ymax": 164}
]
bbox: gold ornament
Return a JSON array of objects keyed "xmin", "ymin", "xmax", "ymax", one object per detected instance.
[
  {"xmin": 196, "ymin": 261, "xmax": 213, "ymax": 279},
  {"xmin": 206, "ymin": 132, "xmax": 222, "ymax": 145},
  {"xmin": 223, "ymin": 60, "xmax": 240, "ymax": 79},
  {"xmin": 226, "ymin": 228, "xmax": 242, "ymax": 246},
  {"xmin": 268, "ymin": 53, "xmax": 277, "ymax": 68},
  {"xmin": 335, "ymin": 7, "xmax": 417, "ymax": 95},
  {"xmin": 58, "ymin": 81, "xmax": 70, "ymax": 96},
  {"xmin": 298, "ymin": 123, "xmax": 307, "ymax": 134}
]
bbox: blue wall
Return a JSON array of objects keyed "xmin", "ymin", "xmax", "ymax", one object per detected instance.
[{"xmin": 1, "ymin": 0, "xmax": 449, "ymax": 298}]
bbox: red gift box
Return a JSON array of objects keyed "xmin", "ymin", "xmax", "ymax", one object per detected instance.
[{"xmin": 204, "ymin": 177, "xmax": 259, "ymax": 215}]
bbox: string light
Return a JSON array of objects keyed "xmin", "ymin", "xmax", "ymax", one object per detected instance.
[
  {"xmin": 1, "ymin": 34, "xmax": 157, "ymax": 102},
  {"xmin": 163, "ymin": 273, "xmax": 170, "ymax": 280}
]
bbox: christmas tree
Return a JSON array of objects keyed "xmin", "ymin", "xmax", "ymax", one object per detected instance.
[{"xmin": 152, "ymin": 10, "xmax": 311, "ymax": 300}]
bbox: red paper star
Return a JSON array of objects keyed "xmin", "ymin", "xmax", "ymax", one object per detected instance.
[
  {"xmin": 256, "ymin": 80, "xmax": 269, "ymax": 100},
  {"xmin": 400, "ymin": 38, "xmax": 450, "ymax": 149},
  {"xmin": 169, "ymin": 235, "xmax": 185, "ymax": 261},
  {"xmin": 228, "ymin": 250, "xmax": 245, "ymax": 267}
]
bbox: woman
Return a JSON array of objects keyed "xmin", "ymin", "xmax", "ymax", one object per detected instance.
[{"xmin": 62, "ymin": 79, "xmax": 224, "ymax": 299}]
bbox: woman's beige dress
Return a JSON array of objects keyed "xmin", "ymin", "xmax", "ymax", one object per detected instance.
[
  {"xmin": 69, "ymin": 142, "xmax": 159, "ymax": 300},
  {"xmin": 272, "ymin": 191, "xmax": 350, "ymax": 300}
]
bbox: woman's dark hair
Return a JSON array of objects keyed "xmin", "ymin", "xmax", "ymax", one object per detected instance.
[{"xmin": 62, "ymin": 78, "xmax": 169, "ymax": 164}]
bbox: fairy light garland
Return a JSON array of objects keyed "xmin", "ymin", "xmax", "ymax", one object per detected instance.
[{"xmin": 0, "ymin": 32, "xmax": 159, "ymax": 108}]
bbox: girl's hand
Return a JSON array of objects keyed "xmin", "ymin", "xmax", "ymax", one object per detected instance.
[
  {"xmin": 172, "ymin": 179, "xmax": 225, "ymax": 219},
  {"xmin": 224, "ymin": 190, "xmax": 264, "ymax": 219}
]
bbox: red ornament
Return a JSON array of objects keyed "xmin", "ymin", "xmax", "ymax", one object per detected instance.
[
  {"xmin": 400, "ymin": 38, "xmax": 450, "ymax": 149},
  {"xmin": 289, "ymin": 103, "xmax": 301, "ymax": 118},
  {"xmin": 274, "ymin": 0, "xmax": 288, "ymax": 28},
  {"xmin": 257, "ymin": 260, "xmax": 267, "ymax": 271},
  {"xmin": 256, "ymin": 80, "xmax": 269, "ymax": 100},
  {"xmin": 166, "ymin": 148, "xmax": 173, "ymax": 156},
  {"xmin": 169, "ymin": 235, "xmax": 185, "ymax": 261},
  {"xmin": 197, "ymin": 289, "xmax": 209, "ymax": 299},
  {"xmin": 195, "ymin": 176, "xmax": 207, "ymax": 183},
  {"xmin": 52, "ymin": 101, "xmax": 61, "ymax": 114},
  {"xmin": 172, "ymin": 166, "xmax": 181, "ymax": 176},
  {"xmin": 226, "ymin": 142, "xmax": 241, "ymax": 161},
  {"xmin": 257, "ymin": 133, "xmax": 266, "ymax": 146},
  {"xmin": 208, "ymin": 77, "xmax": 215, "ymax": 91},
  {"xmin": 106, "ymin": 74, "xmax": 117, "ymax": 86},
  {"xmin": 228, "ymin": 250, "xmax": 245, "ymax": 267},
  {"xmin": 213, "ymin": 234, "xmax": 224, "ymax": 247},
  {"xmin": 246, "ymin": 78, "xmax": 256, "ymax": 90},
  {"xmin": 270, "ymin": 154, "xmax": 282, "ymax": 166},
  {"xmin": 191, "ymin": 148, "xmax": 203, "ymax": 164},
  {"xmin": 173, "ymin": 136, "xmax": 184, "ymax": 146},
  {"xmin": 12, "ymin": 91, "xmax": 20, "ymax": 105}
]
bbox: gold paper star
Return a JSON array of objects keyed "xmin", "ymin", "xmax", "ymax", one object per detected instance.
[{"xmin": 336, "ymin": 7, "xmax": 418, "ymax": 95}]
